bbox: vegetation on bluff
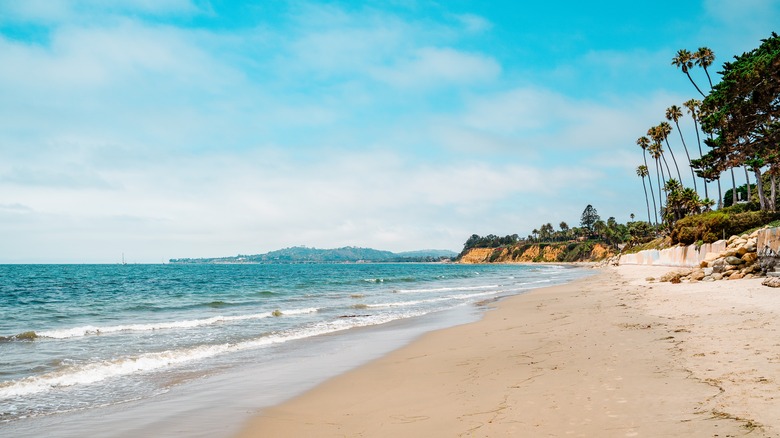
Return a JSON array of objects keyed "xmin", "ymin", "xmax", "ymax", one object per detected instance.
[
  {"xmin": 628, "ymin": 33, "xmax": 780, "ymax": 241},
  {"xmin": 459, "ymin": 32, "xmax": 779, "ymax": 262}
]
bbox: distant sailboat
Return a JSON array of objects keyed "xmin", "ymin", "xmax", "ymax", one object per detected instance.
[{"xmin": 122, "ymin": 253, "xmax": 127, "ymax": 265}]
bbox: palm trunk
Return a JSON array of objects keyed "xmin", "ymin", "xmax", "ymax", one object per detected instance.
[
  {"xmin": 642, "ymin": 177, "xmax": 652, "ymax": 224},
  {"xmin": 717, "ymin": 178, "xmax": 723, "ymax": 209},
  {"xmin": 655, "ymin": 159, "xmax": 665, "ymax": 215},
  {"xmin": 754, "ymin": 167, "xmax": 766, "ymax": 211},
  {"xmin": 643, "ymin": 151, "xmax": 659, "ymax": 225},
  {"xmin": 703, "ymin": 67, "xmax": 713, "ymax": 89},
  {"xmin": 660, "ymin": 153, "xmax": 673, "ymax": 184},
  {"xmin": 663, "ymin": 138, "xmax": 684, "ymax": 186},
  {"xmin": 731, "ymin": 168, "xmax": 738, "ymax": 205},
  {"xmin": 686, "ymin": 71, "xmax": 706, "ymax": 97},
  {"xmin": 692, "ymin": 118, "xmax": 708, "ymax": 199},
  {"xmin": 772, "ymin": 172, "xmax": 778, "ymax": 212},
  {"xmin": 673, "ymin": 121, "xmax": 697, "ymax": 192}
]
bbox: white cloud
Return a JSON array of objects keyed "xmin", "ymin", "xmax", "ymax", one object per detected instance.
[
  {"xmin": 0, "ymin": 0, "xmax": 202, "ymax": 23},
  {"xmin": 453, "ymin": 13, "xmax": 492, "ymax": 33},
  {"xmin": 372, "ymin": 47, "xmax": 500, "ymax": 89}
]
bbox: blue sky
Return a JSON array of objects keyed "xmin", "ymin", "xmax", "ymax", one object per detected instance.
[{"xmin": 1, "ymin": 0, "xmax": 778, "ymax": 263}]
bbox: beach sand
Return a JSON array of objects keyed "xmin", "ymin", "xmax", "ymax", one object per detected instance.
[{"xmin": 236, "ymin": 265, "xmax": 780, "ymax": 437}]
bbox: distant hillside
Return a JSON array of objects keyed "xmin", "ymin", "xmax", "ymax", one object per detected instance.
[{"xmin": 169, "ymin": 246, "xmax": 458, "ymax": 264}]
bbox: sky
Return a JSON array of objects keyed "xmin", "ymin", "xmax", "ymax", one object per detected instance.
[{"xmin": 1, "ymin": 0, "xmax": 778, "ymax": 263}]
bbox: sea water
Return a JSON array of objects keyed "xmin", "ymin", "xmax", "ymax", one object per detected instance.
[{"xmin": 0, "ymin": 263, "xmax": 589, "ymax": 436}]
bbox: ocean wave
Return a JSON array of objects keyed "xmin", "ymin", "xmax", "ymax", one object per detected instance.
[
  {"xmin": 14, "ymin": 308, "xmax": 319, "ymax": 341},
  {"xmin": 0, "ymin": 311, "xmax": 427, "ymax": 400},
  {"xmin": 393, "ymin": 284, "xmax": 499, "ymax": 294}
]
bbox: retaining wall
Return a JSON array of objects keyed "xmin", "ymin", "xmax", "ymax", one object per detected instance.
[{"xmin": 619, "ymin": 240, "xmax": 727, "ymax": 267}]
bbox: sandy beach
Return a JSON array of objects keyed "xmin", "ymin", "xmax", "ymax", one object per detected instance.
[{"xmin": 236, "ymin": 265, "xmax": 780, "ymax": 437}]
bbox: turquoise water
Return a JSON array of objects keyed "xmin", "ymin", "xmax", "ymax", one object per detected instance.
[{"xmin": 0, "ymin": 263, "xmax": 587, "ymax": 429}]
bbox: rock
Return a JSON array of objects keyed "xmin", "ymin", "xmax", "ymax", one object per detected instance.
[
  {"xmin": 736, "ymin": 245, "xmax": 749, "ymax": 256},
  {"xmin": 742, "ymin": 252, "xmax": 758, "ymax": 265},
  {"xmin": 725, "ymin": 256, "xmax": 745, "ymax": 265},
  {"xmin": 729, "ymin": 272, "xmax": 745, "ymax": 280},
  {"xmin": 704, "ymin": 267, "xmax": 714, "ymax": 276},
  {"xmin": 645, "ymin": 277, "xmax": 655, "ymax": 282},
  {"xmin": 660, "ymin": 270, "xmax": 690, "ymax": 283},
  {"xmin": 745, "ymin": 273, "xmax": 754, "ymax": 279},
  {"xmin": 711, "ymin": 259, "xmax": 727, "ymax": 273},
  {"xmin": 727, "ymin": 235, "xmax": 739, "ymax": 245},
  {"xmin": 762, "ymin": 277, "xmax": 780, "ymax": 288},
  {"xmin": 690, "ymin": 269, "xmax": 706, "ymax": 281},
  {"xmin": 732, "ymin": 238, "xmax": 747, "ymax": 248},
  {"xmin": 703, "ymin": 252, "xmax": 721, "ymax": 262},
  {"xmin": 712, "ymin": 273, "xmax": 724, "ymax": 281},
  {"xmin": 723, "ymin": 248, "xmax": 739, "ymax": 258},
  {"xmin": 703, "ymin": 276, "xmax": 715, "ymax": 282}
]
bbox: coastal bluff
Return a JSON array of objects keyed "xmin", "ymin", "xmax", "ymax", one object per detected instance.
[{"xmin": 458, "ymin": 242, "xmax": 614, "ymax": 264}]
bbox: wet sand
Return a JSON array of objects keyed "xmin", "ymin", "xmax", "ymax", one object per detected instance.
[{"xmin": 236, "ymin": 265, "xmax": 780, "ymax": 437}]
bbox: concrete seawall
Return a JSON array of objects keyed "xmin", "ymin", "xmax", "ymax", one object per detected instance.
[{"xmin": 619, "ymin": 241, "xmax": 728, "ymax": 268}]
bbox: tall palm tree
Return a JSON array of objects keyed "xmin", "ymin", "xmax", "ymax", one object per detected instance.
[
  {"xmin": 648, "ymin": 126, "xmax": 673, "ymax": 181},
  {"xmin": 683, "ymin": 99, "xmax": 709, "ymax": 200},
  {"xmin": 637, "ymin": 165, "xmax": 653, "ymax": 225},
  {"xmin": 665, "ymin": 105, "xmax": 698, "ymax": 192},
  {"xmin": 694, "ymin": 47, "xmax": 715, "ymax": 89},
  {"xmin": 657, "ymin": 122, "xmax": 683, "ymax": 185},
  {"xmin": 649, "ymin": 142, "xmax": 666, "ymax": 211},
  {"xmin": 672, "ymin": 49, "xmax": 705, "ymax": 97},
  {"xmin": 637, "ymin": 136, "xmax": 658, "ymax": 225}
]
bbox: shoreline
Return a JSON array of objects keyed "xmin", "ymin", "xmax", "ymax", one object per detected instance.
[{"xmin": 236, "ymin": 265, "xmax": 780, "ymax": 437}]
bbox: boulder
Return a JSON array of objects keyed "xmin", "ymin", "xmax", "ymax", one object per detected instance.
[
  {"xmin": 711, "ymin": 259, "xmax": 727, "ymax": 273},
  {"xmin": 742, "ymin": 252, "xmax": 758, "ymax": 265},
  {"xmin": 688, "ymin": 269, "xmax": 704, "ymax": 281},
  {"xmin": 762, "ymin": 277, "xmax": 780, "ymax": 288},
  {"xmin": 660, "ymin": 270, "xmax": 690, "ymax": 283},
  {"xmin": 725, "ymin": 256, "xmax": 745, "ymax": 265},
  {"xmin": 712, "ymin": 272, "xmax": 724, "ymax": 281},
  {"xmin": 729, "ymin": 272, "xmax": 745, "ymax": 280},
  {"xmin": 723, "ymin": 248, "xmax": 739, "ymax": 258},
  {"xmin": 704, "ymin": 267, "xmax": 714, "ymax": 276}
]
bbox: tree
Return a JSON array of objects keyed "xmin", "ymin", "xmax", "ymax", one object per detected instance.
[
  {"xmin": 699, "ymin": 32, "xmax": 780, "ymax": 212},
  {"xmin": 672, "ymin": 48, "xmax": 706, "ymax": 97},
  {"xmin": 648, "ymin": 140, "xmax": 667, "ymax": 207},
  {"xmin": 637, "ymin": 165, "xmax": 653, "ymax": 224},
  {"xmin": 666, "ymin": 104, "xmax": 698, "ymax": 192},
  {"xmin": 683, "ymin": 98, "xmax": 709, "ymax": 200},
  {"xmin": 580, "ymin": 204, "xmax": 600, "ymax": 235},
  {"xmin": 637, "ymin": 136, "xmax": 659, "ymax": 224},
  {"xmin": 559, "ymin": 221, "xmax": 570, "ymax": 240},
  {"xmin": 658, "ymin": 121, "xmax": 683, "ymax": 185},
  {"xmin": 648, "ymin": 125, "xmax": 673, "ymax": 181},
  {"xmin": 694, "ymin": 46, "xmax": 716, "ymax": 89}
]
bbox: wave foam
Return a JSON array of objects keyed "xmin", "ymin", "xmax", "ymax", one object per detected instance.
[{"xmin": 32, "ymin": 308, "xmax": 318, "ymax": 340}]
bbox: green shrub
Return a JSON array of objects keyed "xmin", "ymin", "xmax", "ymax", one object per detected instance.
[{"xmin": 671, "ymin": 210, "xmax": 780, "ymax": 244}]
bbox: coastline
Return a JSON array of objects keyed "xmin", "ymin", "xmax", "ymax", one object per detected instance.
[{"xmin": 236, "ymin": 265, "xmax": 780, "ymax": 437}]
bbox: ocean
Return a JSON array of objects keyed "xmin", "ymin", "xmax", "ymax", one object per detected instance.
[{"xmin": 0, "ymin": 263, "xmax": 589, "ymax": 437}]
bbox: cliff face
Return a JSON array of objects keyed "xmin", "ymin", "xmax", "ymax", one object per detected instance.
[{"xmin": 458, "ymin": 242, "xmax": 614, "ymax": 264}]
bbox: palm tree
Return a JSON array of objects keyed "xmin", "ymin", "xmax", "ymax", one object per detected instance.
[
  {"xmin": 683, "ymin": 99, "xmax": 709, "ymax": 200},
  {"xmin": 637, "ymin": 165, "xmax": 653, "ymax": 224},
  {"xmin": 694, "ymin": 47, "xmax": 715, "ymax": 89},
  {"xmin": 649, "ymin": 141, "xmax": 666, "ymax": 211},
  {"xmin": 636, "ymin": 136, "xmax": 658, "ymax": 224},
  {"xmin": 666, "ymin": 105, "xmax": 698, "ymax": 192},
  {"xmin": 648, "ymin": 126, "xmax": 674, "ymax": 185},
  {"xmin": 658, "ymin": 121, "xmax": 684, "ymax": 186},
  {"xmin": 672, "ymin": 49, "xmax": 706, "ymax": 97}
]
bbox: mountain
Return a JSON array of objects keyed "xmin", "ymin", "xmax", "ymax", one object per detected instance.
[{"xmin": 169, "ymin": 246, "xmax": 458, "ymax": 264}]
